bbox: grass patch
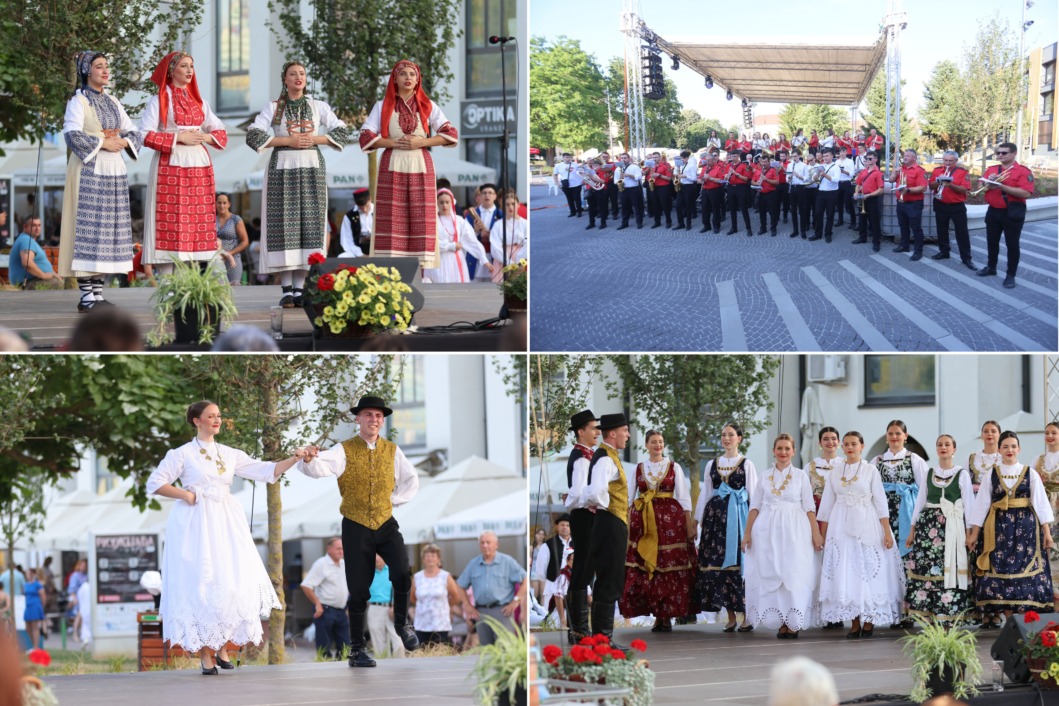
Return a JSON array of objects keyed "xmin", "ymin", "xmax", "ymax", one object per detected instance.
[{"xmin": 29, "ymin": 649, "xmax": 135, "ymax": 677}]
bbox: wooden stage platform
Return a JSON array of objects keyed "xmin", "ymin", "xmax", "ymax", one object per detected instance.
[{"xmin": 0, "ymin": 283, "xmax": 524, "ymax": 352}]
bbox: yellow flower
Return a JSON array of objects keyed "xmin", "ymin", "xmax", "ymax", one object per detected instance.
[
  {"xmin": 329, "ymin": 320, "xmax": 344, "ymax": 334},
  {"xmin": 375, "ymin": 302, "xmax": 386, "ymax": 313},
  {"xmin": 336, "ymin": 302, "xmax": 348, "ymax": 316},
  {"xmin": 342, "ymin": 290, "xmax": 354, "ymax": 304},
  {"xmin": 336, "ymin": 269, "xmax": 349, "ymax": 280},
  {"xmin": 313, "ymin": 316, "xmax": 324, "ymax": 327},
  {"xmin": 379, "ymin": 282, "xmax": 392, "ymax": 294},
  {"xmin": 358, "ymin": 294, "xmax": 370, "ymax": 305},
  {"xmin": 323, "ymin": 306, "xmax": 335, "ymax": 317},
  {"xmin": 1051, "ymin": 662, "xmax": 1059, "ymax": 677},
  {"xmin": 333, "ymin": 278, "xmax": 346, "ymax": 292},
  {"xmin": 390, "ymin": 267, "xmax": 400, "ymax": 278},
  {"xmin": 366, "ymin": 287, "xmax": 378, "ymax": 297},
  {"xmin": 392, "ymin": 300, "xmax": 401, "ymax": 312}
]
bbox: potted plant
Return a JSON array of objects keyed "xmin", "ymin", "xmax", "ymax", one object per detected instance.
[
  {"xmin": 1020, "ymin": 611, "xmax": 1059, "ymax": 688},
  {"xmin": 540, "ymin": 634, "xmax": 654, "ymax": 706},
  {"xmin": 149, "ymin": 256, "xmax": 237, "ymax": 345},
  {"xmin": 470, "ymin": 616, "xmax": 527, "ymax": 706},
  {"xmin": 899, "ymin": 615, "xmax": 982, "ymax": 701},
  {"xmin": 304, "ymin": 253, "xmax": 415, "ymax": 338},
  {"xmin": 497, "ymin": 258, "xmax": 527, "ymax": 313}
]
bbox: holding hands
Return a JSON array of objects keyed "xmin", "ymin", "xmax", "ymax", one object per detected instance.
[{"xmin": 294, "ymin": 445, "xmax": 320, "ymax": 461}]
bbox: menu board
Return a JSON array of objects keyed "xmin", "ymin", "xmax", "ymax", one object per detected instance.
[{"xmin": 94, "ymin": 533, "xmax": 158, "ymax": 604}]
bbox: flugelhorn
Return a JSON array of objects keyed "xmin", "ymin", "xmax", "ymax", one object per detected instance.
[
  {"xmin": 935, "ymin": 166, "xmax": 952, "ymax": 201},
  {"xmin": 969, "ymin": 168, "xmax": 1009, "ymax": 196},
  {"xmin": 855, "ymin": 182, "xmax": 866, "ymax": 215},
  {"xmin": 896, "ymin": 169, "xmax": 907, "ymax": 203}
]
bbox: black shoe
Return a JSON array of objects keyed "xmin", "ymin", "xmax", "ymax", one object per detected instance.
[
  {"xmin": 292, "ymin": 287, "xmax": 305, "ymax": 307},
  {"xmin": 807, "ymin": 235, "xmax": 822, "ymax": 242},
  {"xmin": 348, "ymin": 648, "xmax": 376, "ymax": 667},
  {"xmin": 347, "ymin": 610, "xmax": 377, "ymax": 667},
  {"xmin": 94, "ymin": 299, "xmax": 115, "ymax": 307},
  {"xmin": 586, "ymin": 223, "xmax": 596, "ymax": 230},
  {"xmin": 77, "ymin": 300, "xmax": 96, "ymax": 313},
  {"xmin": 790, "ymin": 231, "xmax": 800, "ymax": 238},
  {"xmin": 861, "ymin": 627, "xmax": 875, "ymax": 638},
  {"xmin": 726, "ymin": 228, "xmax": 738, "ymax": 235},
  {"xmin": 931, "ymin": 252, "xmax": 950, "ymax": 260},
  {"xmin": 280, "ymin": 285, "xmax": 296, "ymax": 308},
  {"xmin": 961, "ymin": 259, "xmax": 975, "ymax": 270},
  {"xmin": 395, "ymin": 623, "xmax": 420, "ymax": 651},
  {"xmin": 893, "ymin": 246, "xmax": 910, "ymax": 253},
  {"xmin": 852, "ymin": 238, "xmax": 867, "ymax": 244},
  {"xmin": 976, "ymin": 266, "xmax": 997, "ymax": 277},
  {"xmin": 757, "ymin": 227, "xmax": 767, "ymax": 235},
  {"xmin": 770, "ymin": 229, "xmax": 777, "ymax": 237},
  {"xmin": 788, "ymin": 631, "xmax": 799, "ymax": 639},
  {"xmin": 568, "ymin": 213, "xmax": 576, "ymax": 218},
  {"xmin": 836, "ymin": 220, "xmax": 844, "ymax": 226},
  {"xmin": 652, "ymin": 221, "xmax": 662, "ymax": 228},
  {"xmin": 910, "ymin": 253, "xmax": 922, "ymax": 261},
  {"xmin": 392, "ymin": 591, "xmax": 419, "ymax": 651},
  {"xmin": 599, "ymin": 223, "xmax": 607, "ymax": 229},
  {"xmin": 848, "ymin": 223, "xmax": 859, "ymax": 231},
  {"xmin": 846, "ymin": 629, "xmax": 861, "ymax": 639},
  {"xmin": 722, "ymin": 624, "xmax": 736, "ymax": 633},
  {"xmin": 617, "ymin": 225, "xmax": 628, "ymax": 231},
  {"xmin": 700, "ymin": 226, "xmax": 710, "ymax": 233},
  {"xmin": 776, "ymin": 630, "xmax": 788, "ymax": 639},
  {"xmin": 713, "ymin": 228, "xmax": 721, "ymax": 234},
  {"xmin": 872, "ymin": 244, "xmax": 880, "ymax": 252},
  {"xmin": 577, "ymin": 211, "xmax": 584, "ymax": 217},
  {"xmin": 200, "ymin": 659, "xmax": 218, "ymax": 675},
  {"xmin": 822, "ymin": 621, "xmax": 845, "ymax": 630},
  {"xmin": 825, "ymin": 235, "xmax": 832, "ymax": 243},
  {"xmin": 591, "ymin": 601, "xmax": 627, "ymax": 652},
  {"xmin": 675, "ymin": 223, "xmax": 685, "ymax": 230},
  {"xmin": 568, "ymin": 590, "xmax": 591, "ymax": 641},
  {"xmin": 1003, "ymin": 276, "xmax": 1016, "ymax": 289},
  {"xmin": 737, "ymin": 624, "xmax": 754, "ymax": 633},
  {"xmin": 216, "ymin": 654, "xmax": 234, "ymax": 670}
]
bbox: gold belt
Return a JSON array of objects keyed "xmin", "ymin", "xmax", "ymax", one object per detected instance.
[
  {"xmin": 633, "ymin": 490, "xmax": 675, "ymax": 580},
  {"xmin": 977, "ymin": 495, "xmax": 1031, "ymax": 573}
]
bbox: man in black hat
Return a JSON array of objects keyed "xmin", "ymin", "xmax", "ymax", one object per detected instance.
[
  {"xmin": 297, "ymin": 396, "xmax": 420, "ymax": 667},
  {"xmin": 339, "ymin": 188, "xmax": 374, "ymax": 256},
  {"xmin": 583, "ymin": 412, "xmax": 631, "ymax": 649},
  {"xmin": 564, "ymin": 409, "xmax": 599, "ymax": 642},
  {"xmin": 533, "ymin": 513, "xmax": 572, "ymax": 606}
]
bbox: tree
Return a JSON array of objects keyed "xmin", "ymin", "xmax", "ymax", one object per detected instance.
[
  {"xmin": 675, "ymin": 110, "xmax": 724, "ymax": 152},
  {"xmin": 779, "ymin": 104, "xmax": 848, "ymax": 141},
  {"xmin": 861, "ymin": 72, "xmax": 915, "ymax": 167},
  {"xmin": 919, "ymin": 60, "xmax": 972, "ymax": 154},
  {"xmin": 603, "ymin": 57, "xmax": 682, "ymax": 149},
  {"xmin": 183, "ymin": 355, "xmax": 398, "ymax": 664},
  {"xmin": 530, "ymin": 37, "xmax": 609, "ymax": 151},
  {"xmin": 0, "ymin": 1, "xmax": 203, "ymax": 149},
  {"xmin": 604, "ymin": 356, "xmax": 779, "ymax": 506},
  {"xmin": 0, "ymin": 470, "xmax": 48, "ymax": 630},
  {"xmin": 957, "ymin": 16, "xmax": 1021, "ymax": 168},
  {"xmin": 528, "ymin": 356, "xmax": 605, "ymax": 460},
  {"xmin": 269, "ymin": 0, "xmax": 462, "ymax": 193}
]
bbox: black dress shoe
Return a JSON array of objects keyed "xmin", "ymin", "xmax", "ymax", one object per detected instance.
[
  {"xmin": 836, "ymin": 220, "xmax": 844, "ymax": 226},
  {"xmin": 722, "ymin": 623, "xmax": 737, "ymax": 633},
  {"xmin": 737, "ymin": 624, "xmax": 754, "ymax": 633},
  {"xmin": 910, "ymin": 252, "xmax": 922, "ymax": 261},
  {"xmin": 846, "ymin": 629, "xmax": 861, "ymax": 639},
  {"xmin": 216, "ymin": 655, "xmax": 234, "ymax": 670},
  {"xmin": 757, "ymin": 227, "xmax": 767, "ymax": 235},
  {"xmin": 700, "ymin": 226, "xmax": 710, "ymax": 233},
  {"xmin": 961, "ymin": 259, "xmax": 975, "ymax": 270},
  {"xmin": 825, "ymin": 235, "xmax": 832, "ymax": 243},
  {"xmin": 348, "ymin": 648, "xmax": 377, "ymax": 668},
  {"xmin": 726, "ymin": 228, "xmax": 738, "ymax": 235},
  {"xmin": 861, "ymin": 627, "xmax": 875, "ymax": 638},
  {"xmin": 1003, "ymin": 276, "xmax": 1016, "ymax": 289},
  {"xmin": 770, "ymin": 229, "xmax": 777, "ymax": 237},
  {"xmin": 790, "ymin": 231, "xmax": 799, "ymax": 238},
  {"xmin": 652, "ymin": 221, "xmax": 662, "ymax": 228},
  {"xmin": 617, "ymin": 225, "xmax": 628, "ymax": 230},
  {"xmin": 872, "ymin": 244, "xmax": 880, "ymax": 252},
  {"xmin": 788, "ymin": 631, "xmax": 799, "ymax": 639},
  {"xmin": 852, "ymin": 237, "xmax": 867, "ymax": 244},
  {"xmin": 807, "ymin": 235, "xmax": 822, "ymax": 242},
  {"xmin": 713, "ymin": 228, "xmax": 721, "ymax": 234},
  {"xmin": 586, "ymin": 223, "xmax": 596, "ymax": 230},
  {"xmin": 893, "ymin": 246, "xmax": 910, "ymax": 253},
  {"xmin": 599, "ymin": 223, "xmax": 607, "ymax": 229},
  {"xmin": 396, "ymin": 624, "xmax": 420, "ymax": 651},
  {"xmin": 848, "ymin": 223, "xmax": 859, "ymax": 230},
  {"xmin": 568, "ymin": 213, "xmax": 576, "ymax": 217},
  {"xmin": 976, "ymin": 266, "xmax": 996, "ymax": 276},
  {"xmin": 931, "ymin": 252, "xmax": 950, "ymax": 260},
  {"xmin": 200, "ymin": 659, "xmax": 218, "ymax": 675},
  {"xmin": 675, "ymin": 223, "xmax": 685, "ymax": 230}
]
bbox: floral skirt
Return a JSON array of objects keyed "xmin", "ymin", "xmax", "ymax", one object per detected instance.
[
  {"xmin": 695, "ymin": 496, "xmax": 745, "ymax": 612},
  {"xmin": 975, "ymin": 507, "xmax": 1055, "ymax": 613},
  {"xmin": 619, "ymin": 498, "xmax": 695, "ymax": 620},
  {"xmin": 904, "ymin": 507, "xmax": 973, "ymax": 622}
]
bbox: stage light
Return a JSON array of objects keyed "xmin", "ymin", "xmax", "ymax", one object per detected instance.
[
  {"xmin": 671, "ymin": 55, "xmax": 680, "ymax": 70},
  {"xmin": 741, "ymin": 98, "xmax": 748, "ymax": 108},
  {"xmin": 705, "ymin": 75, "xmax": 714, "ymax": 89},
  {"xmin": 726, "ymin": 90, "xmax": 733, "ymax": 101}
]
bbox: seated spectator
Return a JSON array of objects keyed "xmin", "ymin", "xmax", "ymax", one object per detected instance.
[
  {"xmin": 768, "ymin": 657, "xmax": 838, "ymax": 706},
  {"xmin": 9, "ymin": 218, "xmax": 63, "ymax": 289},
  {"xmin": 211, "ymin": 325, "xmax": 280, "ymax": 352},
  {"xmin": 67, "ymin": 308, "xmax": 143, "ymax": 351},
  {"xmin": 0, "ymin": 326, "xmax": 29, "ymax": 352}
]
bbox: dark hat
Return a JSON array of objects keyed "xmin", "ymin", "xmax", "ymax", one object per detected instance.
[
  {"xmin": 598, "ymin": 413, "xmax": 629, "ymax": 431},
  {"xmin": 569, "ymin": 409, "xmax": 599, "ymax": 432},
  {"xmin": 350, "ymin": 395, "xmax": 393, "ymax": 417},
  {"xmin": 353, "ymin": 187, "xmax": 369, "ymax": 195},
  {"xmin": 556, "ymin": 513, "xmax": 572, "ymax": 524}
]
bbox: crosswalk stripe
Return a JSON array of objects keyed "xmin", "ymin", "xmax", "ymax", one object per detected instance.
[
  {"xmin": 715, "ymin": 280, "xmax": 747, "ymax": 351},
  {"xmin": 761, "ymin": 272, "xmax": 821, "ymax": 351},
  {"xmin": 801, "ymin": 265, "xmax": 895, "ymax": 351}
]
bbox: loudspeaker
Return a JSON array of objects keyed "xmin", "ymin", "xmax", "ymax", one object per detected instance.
[{"xmin": 991, "ymin": 612, "xmax": 1059, "ymax": 684}]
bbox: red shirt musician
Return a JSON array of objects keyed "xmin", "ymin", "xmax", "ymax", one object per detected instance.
[
  {"xmin": 864, "ymin": 130, "xmax": 883, "ymax": 153},
  {"xmin": 739, "ymin": 138, "xmax": 753, "ymax": 153},
  {"xmin": 704, "ymin": 160, "xmax": 728, "ymax": 190},
  {"xmin": 854, "ymin": 153, "xmax": 885, "ymax": 249},
  {"xmin": 897, "ymin": 160, "xmax": 928, "ymax": 203},
  {"xmin": 724, "ymin": 134, "xmax": 739, "ymax": 153},
  {"xmin": 977, "ymin": 142, "xmax": 1035, "ymax": 287},
  {"xmin": 836, "ymin": 132, "xmax": 854, "ymax": 155},
  {"xmin": 808, "ymin": 131, "xmax": 819, "ymax": 152},
  {"xmin": 928, "ymin": 159, "xmax": 970, "ymax": 205},
  {"xmin": 653, "ymin": 160, "xmax": 672, "ymax": 186},
  {"xmin": 730, "ymin": 160, "xmax": 752, "ymax": 186},
  {"xmin": 927, "ymin": 151, "xmax": 974, "ymax": 266}
]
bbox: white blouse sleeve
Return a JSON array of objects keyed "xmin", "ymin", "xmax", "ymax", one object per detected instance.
[
  {"xmin": 627, "ymin": 464, "xmax": 639, "ymax": 507},
  {"xmin": 797, "ymin": 469, "xmax": 816, "ymax": 514},
  {"xmin": 583, "ymin": 457, "xmax": 614, "ymax": 509},
  {"xmin": 359, "ymin": 101, "xmax": 383, "ymax": 152},
  {"xmin": 565, "ymin": 457, "xmax": 590, "ymax": 509},
  {"xmin": 246, "ymin": 102, "xmax": 277, "ymax": 152},
  {"xmin": 1030, "ymin": 469, "xmax": 1055, "ymax": 524},
  {"xmin": 970, "ymin": 471, "xmax": 994, "ymax": 527},
  {"xmin": 63, "ymin": 96, "xmax": 103, "ymax": 164},
  {"xmin": 911, "ymin": 453, "xmax": 929, "ymax": 489},
  {"xmin": 392, "ymin": 446, "xmax": 420, "ymax": 507},
  {"xmin": 231, "ymin": 447, "xmax": 278, "ymax": 483},
  {"xmin": 114, "ymin": 98, "xmax": 142, "ymax": 159},
  {"xmin": 146, "ymin": 448, "xmax": 184, "ymax": 495},
  {"xmin": 429, "ymin": 102, "xmax": 458, "ymax": 147},
  {"xmin": 672, "ymin": 463, "xmax": 691, "ymax": 511},
  {"xmin": 743, "ymin": 460, "xmax": 759, "ymax": 500},
  {"xmin": 748, "ymin": 469, "xmax": 765, "ymax": 512},
  {"xmin": 817, "ymin": 471, "xmax": 836, "ymax": 523},
  {"xmin": 694, "ymin": 461, "xmax": 715, "ymax": 523},
  {"xmin": 868, "ymin": 465, "xmax": 890, "ymax": 520},
  {"xmin": 201, "ymin": 101, "xmax": 227, "ymax": 149},
  {"xmin": 138, "ymin": 95, "xmax": 161, "ymax": 134},
  {"xmin": 460, "ymin": 218, "xmax": 490, "ymax": 264},
  {"xmin": 958, "ymin": 469, "xmax": 976, "ymax": 525},
  {"xmin": 296, "ymin": 442, "xmax": 346, "ymax": 478},
  {"xmin": 316, "ymin": 101, "xmax": 348, "ymax": 150}
]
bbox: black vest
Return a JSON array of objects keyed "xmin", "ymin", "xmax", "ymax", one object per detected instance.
[
  {"xmin": 586, "ymin": 447, "xmax": 609, "ymax": 485},
  {"xmin": 544, "ymin": 535, "xmax": 568, "ymax": 581},
  {"xmin": 566, "ymin": 446, "xmax": 588, "ymax": 488},
  {"xmin": 345, "ymin": 209, "xmax": 365, "ymax": 249}
]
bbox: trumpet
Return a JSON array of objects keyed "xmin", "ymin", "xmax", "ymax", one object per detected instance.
[
  {"xmin": 935, "ymin": 167, "xmax": 952, "ymax": 201},
  {"xmin": 897, "ymin": 169, "xmax": 907, "ymax": 203},
  {"xmin": 969, "ymin": 168, "xmax": 1009, "ymax": 196},
  {"xmin": 856, "ymin": 183, "xmax": 866, "ymax": 214}
]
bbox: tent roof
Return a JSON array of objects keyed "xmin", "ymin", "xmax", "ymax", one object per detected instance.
[
  {"xmin": 661, "ymin": 34, "xmax": 887, "ymax": 106},
  {"xmin": 433, "ymin": 489, "xmax": 527, "ymax": 540}
]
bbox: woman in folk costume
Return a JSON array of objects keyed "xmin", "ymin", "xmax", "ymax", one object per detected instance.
[
  {"xmin": 967, "ymin": 419, "xmax": 1003, "ymax": 628},
  {"xmin": 1032, "ymin": 422, "xmax": 1059, "ymax": 553},
  {"xmin": 967, "ymin": 431, "xmax": 1055, "ymax": 619},
  {"xmin": 693, "ymin": 422, "xmax": 758, "ymax": 632},
  {"xmin": 903, "ymin": 434, "xmax": 975, "ymax": 624},
  {"xmin": 247, "ymin": 61, "xmax": 350, "ymax": 307},
  {"xmin": 489, "ymin": 191, "xmax": 528, "ymax": 283},
  {"xmin": 140, "ymin": 51, "xmax": 227, "ymax": 273},
  {"xmin": 809, "ymin": 426, "xmax": 845, "ymax": 630},
  {"xmin": 423, "ymin": 188, "xmax": 492, "ymax": 283},
  {"xmin": 817, "ymin": 431, "xmax": 904, "ymax": 638},
  {"xmin": 742, "ymin": 433, "xmax": 824, "ymax": 639},
  {"xmin": 619, "ymin": 430, "xmax": 696, "ymax": 633},
  {"xmin": 359, "ymin": 60, "xmax": 458, "ymax": 268},
  {"xmin": 59, "ymin": 50, "xmax": 143, "ymax": 313}
]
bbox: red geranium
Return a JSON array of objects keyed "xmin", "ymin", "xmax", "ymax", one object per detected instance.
[
  {"xmin": 317, "ymin": 273, "xmax": 335, "ymax": 291},
  {"xmin": 593, "ymin": 634, "xmax": 610, "ymax": 645},
  {"xmin": 1043, "ymin": 631, "xmax": 1057, "ymax": 648},
  {"xmin": 630, "ymin": 639, "xmax": 647, "ymax": 652},
  {"xmin": 1026, "ymin": 611, "xmax": 1041, "ymax": 623},
  {"xmin": 593, "ymin": 644, "xmax": 611, "ymax": 656},
  {"xmin": 28, "ymin": 649, "xmax": 50, "ymax": 666},
  {"xmin": 542, "ymin": 644, "xmax": 562, "ymax": 664},
  {"xmin": 308, "ymin": 252, "xmax": 326, "ymax": 266},
  {"xmin": 579, "ymin": 636, "xmax": 595, "ymax": 647},
  {"xmin": 610, "ymin": 649, "xmax": 626, "ymax": 660}
]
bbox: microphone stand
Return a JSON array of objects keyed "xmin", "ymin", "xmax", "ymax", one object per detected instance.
[{"xmin": 489, "ymin": 14, "xmax": 515, "ymax": 318}]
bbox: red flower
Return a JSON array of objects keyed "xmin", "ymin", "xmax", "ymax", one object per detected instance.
[
  {"xmin": 349, "ymin": 266, "xmax": 358, "ymax": 274},
  {"xmin": 610, "ymin": 649, "xmax": 626, "ymax": 660},
  {"xmin": 630, "ymin": 639, "xmax": 647, "ymax": 652},
  {"xmin": 542, "ymin": 644, "xmax": 562, "ymax": 664},
  {"xmin": 28, "ymin": 649, "xmax": 50, "ymax": 666},
  {"xmin": 593, "ymin": 644, "xmax": 611, "ymax": 656},
  {"xmin": 579, "ymin": 637, "xmax": 595, "ymax": 647},
  {"xmin": 593, "ymin": 634, "xmax": 610, "ymax": 645},
  {"xmin": 1026, "ymin": 611, "xmax": 1041, "ymax": 623},
  {"xmin": 1042, "ymin": 631, "xmax": 1057, "ymax": 648},
  {"xmin": 317, "ymin": 273, "xmax": 335, "ymax": 291},
  {"xmin": 308, "ymin": 252, "xmax": 326, "ymax": 266}
]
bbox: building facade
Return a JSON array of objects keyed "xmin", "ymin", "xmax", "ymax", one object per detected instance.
[{"xmin": 1026, "ymin": 42, "xmax": 1057, "ymax": 156}]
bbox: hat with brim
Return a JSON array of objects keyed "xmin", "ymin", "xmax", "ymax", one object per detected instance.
[
  {"xmin": 598, "ymin": 413, "xmax": 629, "ymax": 431},
  {"xmin": 350, "ymin": 395, "xmax": 393, "ymax": 417},
  {"xmin": 569, "ymin": 409, "xmax": 599, "ymax": 432},
  {"xmin": 556, "ymin": 513, "xmax": 572, "ymax": 524}
]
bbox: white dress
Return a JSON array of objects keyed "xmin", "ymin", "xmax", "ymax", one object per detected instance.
[
  {"xmin": 423, "ymin": 214, "xmax": 490, "ymax": 283},
  {"xmin": 146, "ymin": 440, "xmax": 282, "ymax": 652},
  {"xmin": 816, "ymin": 460, "xmax": 905, "ymax": 624},
  {"xmin": 744, "ymin": 465, "xmax": 820, "ymax": 631},
  {"xmin": 488, "ymin": 216, "xmax": 527, "ymax": 275}
]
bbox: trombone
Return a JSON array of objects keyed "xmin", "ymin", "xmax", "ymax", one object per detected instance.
[{"xmin": 969, "ymin": 168, "xmax": 1010, "ymax": 196}]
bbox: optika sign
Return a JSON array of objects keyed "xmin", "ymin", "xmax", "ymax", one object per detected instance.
[{"xmin": 461, "ymin": 100, "xmax": 517, "ymax": 137}]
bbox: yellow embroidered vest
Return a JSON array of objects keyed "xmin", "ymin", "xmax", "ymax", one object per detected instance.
[
  {"xmin": 338, "ymin": 436, "xmax": 396, "ymax": 529},
  {"xmin": 600, "ymin": 445, "xmax": 628, "ymax": 525}
]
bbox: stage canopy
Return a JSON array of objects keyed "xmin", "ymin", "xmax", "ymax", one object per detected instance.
[{"xmin": 660, "ymin": 34, "xmax": 887, "ymax": 106}]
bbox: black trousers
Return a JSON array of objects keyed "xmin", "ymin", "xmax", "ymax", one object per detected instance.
[
  {"xmin": 588, "ymin": 511, "xmax": 628, "ymax": 604},
  {"xmin": 790, "ymin": 185, "xmax": 810, "ymax": 234},
  {"xmin": 653, "ymin": 184, "xmax": 673, "ymax": 226},
  {"xmin": 586, "ymin": 188, "xmax": 608, "ymax": 226},
  {"xmin": 896, "ymin": 200, "xmax": 925, "ymax": 253},
  {"xmin": 704, "ymin": 187, "xmax": 725, "ymax": 231},
  {"xmin": 934, "ymin": 201, "xmax": 971, "ymax": 260},
  {"xmin": 839, "ymin": 180, "xmax": 855, "ymax": 224},
  {"xmin": 621, "ymin": 186, "xmax": 645, "ymax": 227},
  {"xmin": 676, "ymin": 182, "xmax": 699, "ymax": 226},
  {"xmin": 644, "ymin": 184, "xmax": 655, "ymax": 218},
  {"xmin": 758, "ymin": 189, "xmax": 779, "ymax": 231},
  {"xmin": 807, "ymin": 187, "xmax": 820, "ymax": 232},
  {"xmin": 607, "ymin": 183, "xmax": 620, "ymax": 218},
  {"xmin": 727, "ymin": 185, "xmax": 751, "ymax": 231},
  {"xmin": 569, "ymin": 508, "xmax": 596, "ymax": 591},
  {"xmin": 985, "ymin": 206, "xmax": 1024, "ymax": 277},
  {"xmin": 814, "ymin": 189, "xmax": 839, "ymax": 239},
  {"xmin": 342, "ymin": 517, "xmax": 411, "ymax": 614},
  {"xmin": 562, "ymin": 180, "xmax": 581, "ymax": 216},
  {"xmin": 777, "ymin": 182, "xmax": 790, "ymax": 219},
  {"xmin": 859, "ymin": 195, "xmax": 883, "ymax": 245}
]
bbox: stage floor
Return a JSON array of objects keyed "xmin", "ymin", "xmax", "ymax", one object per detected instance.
[
  {"xmin": 536, "ymin": 620, "xmax": 1010, "ymax": 705},
  {"xmin": 44, "ymin": 654, "xmax": 479, "ymax": 706},
  {"xmin": 0, "ymin": 283, "xmax": 521, "ymax": 351}
]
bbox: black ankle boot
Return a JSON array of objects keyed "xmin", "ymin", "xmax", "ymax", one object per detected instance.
[
  {"xmin": 590, "ymin": 600, "xmax": 628, "ymax": 652},
  {"xmin": 568, "ymin": 589, "xmax": 591, "ymax": 643},
  {"xmin": 347, "ymin": 611, "xmax": 376, "ymax": 667},
  {"xmin": 392, "ymin": 590, "xmax": 420, "ymax": 651}
]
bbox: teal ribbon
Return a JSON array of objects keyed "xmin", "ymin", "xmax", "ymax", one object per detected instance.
[
  {"xmin": 716, "ymin": 482, "xmax": 749, "ymax": 569},
  {"xmin": 882, "ymin": 481, "xmax": 919, "ymax": 557}
]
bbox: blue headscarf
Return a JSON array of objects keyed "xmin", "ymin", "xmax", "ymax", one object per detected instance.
[{"xmin": 74, "ymin": 50, "xmax": 106, "ymax": 92}]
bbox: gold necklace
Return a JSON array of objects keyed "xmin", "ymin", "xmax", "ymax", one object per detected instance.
[
  {"xmin": 770, "ymin": 466, "xmax": 793, "ymax": 495},
  {"xmin": 1000, "ymin": 463, "xmax": 1022, "ymax": 480},
  {"xmin": 839, "ymin": 461, "xmax": 863, "ymax": 487},
  {"xmin": 196, "ymin": 438, "xmax": 227, "ymax": 475}
]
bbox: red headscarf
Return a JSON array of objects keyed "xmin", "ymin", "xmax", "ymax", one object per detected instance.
[
  {"xmin": 149, "ymin": 51, "xmax": 203, "ymax": 128},
  {"xmin": 379, "ymin": 60, "xmax": 433, "ymax": 139}
]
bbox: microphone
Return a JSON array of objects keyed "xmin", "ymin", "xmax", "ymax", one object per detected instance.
[{"xmin": 489, "ymin": 36, "xmax": 515, "ymax": 44}]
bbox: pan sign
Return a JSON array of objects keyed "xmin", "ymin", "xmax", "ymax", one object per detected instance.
[{"xmin": 461, "ymin": 99, "xmax": 517, "ymax": 138}]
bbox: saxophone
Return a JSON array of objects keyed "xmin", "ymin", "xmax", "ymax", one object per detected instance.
[{"xmin": 615, "ymin": 164, "xmax": 625, "ymax": 192}]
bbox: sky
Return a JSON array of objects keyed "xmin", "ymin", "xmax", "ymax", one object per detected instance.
[{"xmin": 531, "ymin": 0, "xmax": 1057, "ymax": 131}]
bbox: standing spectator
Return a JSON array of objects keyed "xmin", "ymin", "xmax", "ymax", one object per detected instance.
[
  {"xmin": 300, "ymin": 537, "xmax": 350, "ymax": 660},
  {"xmin": 66, "ymin": 559, "xmax": 87, "ymax": 643},
  {"xmin": 529, "ymin": 528, "xmax": 547, "ymax": 601},
  {"xmin": 411, "ymin": 544, "xmax": 461, "ymax": 646},
  {"xmin": 0, "ymin": 581, "xmax": 9, "ymax": 624},
  {"xmin": 24, "ymin": 569, "xmax": 45, "ymax": 651},
  {"xmin": 533, "ymin": 514, "xmax": 572, "ymax": 609},
  {"xmin": 76, "ymin": 575, "xmax": 92, "ymax": 646},
  {"xmin": 9, "ymin": 217, "xmax": 64, "ymax": 289},
  {"xmin": 367, "ymin": 555, "xmax": 406, "ymax": 659},
  {"xmin": 457, "ymin": 531, "xmax": 527, "ymax": 646},
  {"xmin": 214, "ymin": 192, "xmax": 249, "ymax": 285},
  {"xmin": 555, "ymin": 153, "xmax": 577, "ymax": 216},
  {"xmin": 39, "ymin": 557, "xmax": 57, "ymax": 634}
]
